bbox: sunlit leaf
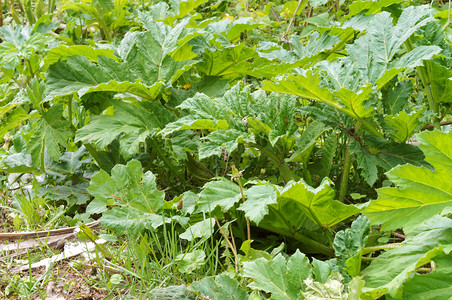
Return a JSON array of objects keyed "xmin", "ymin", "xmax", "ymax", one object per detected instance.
[
  {"xmin": 243, "ymin": 250, "xmax": 312, "ymax": 300},
  {"xmin": 364, "ymin": 131, "xmax": 452, "ymax": 233},
  {"xmin": 190, "ymin": 275, "xmax": 248, "ymax": 300}
]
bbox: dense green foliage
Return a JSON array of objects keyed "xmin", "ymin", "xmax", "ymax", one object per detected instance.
[{"xmin": 0, "ymin": 0, "xmax": 451, "ymax": 298}]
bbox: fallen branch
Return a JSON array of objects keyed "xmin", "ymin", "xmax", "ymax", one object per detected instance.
[
  {"xmin": 10, "ymin": 239, "xmax": 107, "ymax": 273},
  {"xmin": 0, "ymin": 233, "xmax": 76, "ymax": 253},
  {"xmin": 0, "ymin": 221, "xmax": 100, "ymax": 241}
]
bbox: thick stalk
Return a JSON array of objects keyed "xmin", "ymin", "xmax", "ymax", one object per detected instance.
[
  {"xmin": 26, "ymin": 59, "xmax": 34, "ymax": 79},
  {"xmin": 48, "ymin": 0, "xmax": 55, "ymax": 15},
  {"xmin": 98, "ymin": 17, "xmax": 112, "ymax": 42},
  {"xmin": 236, "ymin": 178, "xmax": 251, "ymax": 241},
  {"xmin": 338, "ymin": 140, "xmax": 351, "ymax": 203},
  {"xmin": 362, "ymin": 243, "xmax": 403, "ymax": 255},
  {"xmin": 419, "ymin": 63, "xmax": 440, "ymax": 129},
  {"xmin": 67, "ymin": 97, "xmax": 72, "ymax": 124},
  {"xmin": 405, "ymin": 39, "xmax": 440, "ymax": 129}
]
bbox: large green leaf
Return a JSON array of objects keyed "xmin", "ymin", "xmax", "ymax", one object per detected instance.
[
  {"xmin": 0, "ymin": 25, "xmax": 54, "ymax": 67},
  {"xmin": 334, "ymin": 215, "xmax": 370, "ymax": 259},
  {"xmin": 75, "ymin": 100, "xmax": 161, "ymax": 159},
  {"xmin": 44, "ymin": 146, "xmax": 90, "ymax": 174},
  {"xmin": 243, "ymin": 250, "xmax": 312, "ymax": 300},
  {"xmin": 315, "ymin": 133, "xmax": 337, "ymax": 179},
  {"xmin": 396, "ymin": 253, "xmax": 452, "ymax": 300},
  {"xmin": 165, "ymin": 0, "xmax": 208, "ymax": 25},
  {"xmin": 26, "ymin": 104, "xmax": 72, "ymax": 170},
  {"xmin": 160, "ymin": 117, "xmax": 229, "ymax": 136},
  {"xmin": 190, "ymin": 275, "xmax": 248, "ymax": 300},
  {"xmin": 288, "ymin": 120, "xmax": 330, "ymax": 162},
  {"xmin": 333, "ymin": 86, "xmax": 374, "ymax": 119},
  {"xmin": 366, "ymin": 136, "xmax": 428, "ymax": 169},
  {"xmin": 346, "ymin": 0, "xmax": 403, "ymax": 19},
  {"xmin": 291, "ymin": 31, "xmax": 340, "ymax": 63},
  {"xmin": 364, "ymin": 130, "xmax": 452, "ymax": 232},
  {"xmin": 148, "ymin": 284, "xmax": 196, "ymax": 300},
  {"xmin": 0, "ymin": 107, "xmax": 31, "ymax": 140},
  {"xmin": 430, "ymin": 62, "xmax": 452, "ymax": 104},
  {"xmin": 349, "ymin": 141, "xmax": 379, "ymax": 186},
  {"xmin": 263, "ymin": 71, "xmax": 341, "ymax": 111},
  {"xmin": 121, "ymin": 17, "xmax": 197, "ymax": 65},
  {"xmin": 195, "ymin": 178, "xmax": 241, "ymax": 213},
  {"xmin": 197, "ymin": 43, "xmax": 257, "ymax": 78},
  {"xmin": 251, "ymin": 92, "xmax": 298, "ymax": 147},
  {"xmin": 333, "ymin": 215, "xmax": 370, "ymax": 277},
  {"xmin": 47, "ymin": 24, "xmax": 196, "ymax": 101},
  {"xmin": 263, "ymin": 72, "xmax": 381, "ymax": 137},
  {"xmin": 240, "ymin": 183, "xmax": 278, "ymax": 225},
  {"xmin": 347, "ymin": 6, "xmax": 437, "ymax": 85},
  {"xmin": 350, "ymin": 133, "xmax": 429, "ymax": 186},
  {"xmin": 87, "ymin": 160, "xmax": 170, "ymax": 237},
  {"xmin": 162, "ymin": 85, "xmax": 298, "ymax": 157},
  {"xmin": 279, "ymin": 178, "xmax": 360, "ymax": 229},
  {"xmin": 160, "ymin": 93, "xmax": 230, "ymax": 136},
  {"xmin": 175, "ymin": 250, "xmax": 206, "ymax": 274},
  {"xmin": 199, "ymin": 129, "xmax": 254, "ymax": 159},
  {"xmin": 44, "ymin": 45, "xmax": 117, "ymax": 65},
  {"xmin": 382, "ymin": 80, "xmax": 414, "ymax": 115},
  {"xmin": 384, "ymin": 109, "xmax": 427, "ymax": 143},
  {"xmin": 179, "ymin": 218, "xmax": 215, "ymax": 241},
  {"xmin": 362, "ymin": 215, "xmax": 452, "ymax": 298},
  {"xmin": 46, "ymin": 55, "xmax": 163, "ymax": 101}
]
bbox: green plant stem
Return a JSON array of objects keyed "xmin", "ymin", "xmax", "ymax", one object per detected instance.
[
  {"xmin": 362, "ymin": 243, "xmax": 403, "ymax": 255},
  {"xmin": 405, "ymin": 39, "xmax": 441, "ymax": 129},
  {"xmin": 26, "ymin": 60, "xmax": 34, "ymax": 79},
  {"xmin": 338, "ymin": 140, "xmax": 351, "ymax": 203},
  {"xmin": 67, "ymin": 97, "xmax": 72, "ymax": 124},
  {"xmin": 416, "ymin": 267, "xmax": 433, "ymax": 273},
  {"xmin": 361, "ymin": 256, "xmax": 376, "ymax": 261},
  {"xmin": 48, "ymin": 0, "xmax": 56, "ymax": 15},
  {"xmin": 97, "ymin": 17, "xmax": 112, "ymax": 42},
  {"xmin": 236, "ymin": 178, "xmax": 251, "ymax": 241}
]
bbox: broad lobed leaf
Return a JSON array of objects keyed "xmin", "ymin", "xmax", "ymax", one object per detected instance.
[{"xmin": 364, "ymin": 131, "xmax": 452, "ymax": 232}]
